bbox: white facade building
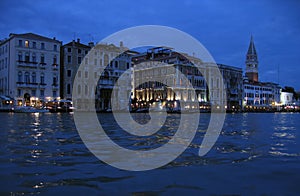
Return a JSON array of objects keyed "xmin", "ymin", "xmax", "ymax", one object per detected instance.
[
  {"xmin": 280, "ymin": 91, "xmax": 293, "ymax": 105},
  {"xmin": 0, "ymin": 33, "xmax": 61, "ymax": 106}
]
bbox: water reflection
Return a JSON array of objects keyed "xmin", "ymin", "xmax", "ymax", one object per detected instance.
[
  {"xmin": 269, "ymin": 113, "xmax": 298, "ymax": 157},
  {"xmin": 0, "ymin": 113, "xmax": 300, "ymax": 195}
]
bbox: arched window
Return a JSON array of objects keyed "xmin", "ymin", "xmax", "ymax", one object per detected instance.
[
  {"xmin": 25, "ymin": 53, "xmax": 30, "ymax": 62},
  {"xmin": 40, "ymin": 54, "xmax": 45, "ymax": 64},
  {"xmin": 25, "ymin": 72, "xmax": 30, "ymax": 83},
  {"xmin": 18, "ymin": 52, "xmax": 22, "ymax": 61},
  {"xmin": 32, "ymin": 72, "xmax": 36, "ymax": 83},
  {"xmin": 32, "ymin": 53, "xmax": 36, "ymax": 63},
  {"xmin": 85, "ymin": 85, "xmax": 88, "ymax": 95},
  {"xmin": 18, "ymin": 71, "xmax": 22, "ymax": 82},
  {"xmin": 104, "ymin": 54, "xmax": 109, "ymax": 67},
  {"xmin": 40, "ymin": 73, "xmax": 45, "ymax": 84},
  {"xmin": 78, "ymin": 85, "xmax": 81, "ymax": 95},
  {"xmin": 53, "ymin": 55, "xmax": 57, "ymax": 64}
]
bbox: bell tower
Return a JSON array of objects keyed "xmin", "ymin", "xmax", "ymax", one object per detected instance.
[{"xmin": 245, "ymin": 35, "xmax": 258, "ymax": 82}]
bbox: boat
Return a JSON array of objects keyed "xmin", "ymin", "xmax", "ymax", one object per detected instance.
[
  {"xmin": 13, "ymin": 106, "xmax": 49, "ymax": 113},
  {"xmin": 48, "ymin": 99, "xmax": 74, "ymax": 113},
  {"xmin": 0, "ymin": 95, "xmax": 14, "ymax": 112}
]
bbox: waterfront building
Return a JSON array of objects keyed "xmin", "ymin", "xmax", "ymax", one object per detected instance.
[
  {"xmin": 217, "ymin": 63, "xmax": 243, "ymax": 111},
  {"xmin": 0, "ymin": 33, "xmax": 61, "ymax": 106},
  {"xmin": 131, "ymin": 46, "xmax": 207, "ymax": 111},
  {"xmin": 280, "ymin": 91, "xmax": 293, "ymax": 105},
  {"xmin": 243, "ymin": 36, "xmax": 281, "ymax": 110},
  {"xmin": 72, "ymin": 42, "xmax": 136, "ymax": 111},
  {"xmin": 60, "ymin": 39, "xmax": 92, "ymax": 100},
  {"xmin": 243, "ymin": 78, "xmax": 280, "ymax": 107}
]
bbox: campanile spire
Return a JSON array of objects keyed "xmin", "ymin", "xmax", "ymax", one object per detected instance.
[{"xmin": 245, "ymin": 35, "xmax": 258, "ymax": 82}]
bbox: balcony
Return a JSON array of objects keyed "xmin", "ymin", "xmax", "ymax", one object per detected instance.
[
  {"xmin": 52, "ymin": 83, "xmax": 59, "ymax": 90},
  {"xmin": 52, "ymin": 64, "xmax": 59, "ymax": 71},
  {"xmin": 39, "ymin": 83, "xmax": 47, "ymax": 88},
  {"xmin": 16, "ymin": 82, "xmax": 38, "ymax": 88},
  {"xmin": 39, "ymin": 63, "xmax": 46, "ymax": 69},
  {"xmin": 17, "ymin": 60, "xmax": 38, "ymax": 69}
]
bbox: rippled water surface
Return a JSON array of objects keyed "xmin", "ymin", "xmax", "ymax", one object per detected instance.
[{"xmin": 0, "ymin": 112, "xmax": 300, "ymax": 195}]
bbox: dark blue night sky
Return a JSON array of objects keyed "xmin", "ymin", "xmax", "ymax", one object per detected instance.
[{"xmin": 0, "ymin": 0, "xmax": 299, "ymax": 90}]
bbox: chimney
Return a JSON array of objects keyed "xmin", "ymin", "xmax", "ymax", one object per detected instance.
[
  {"xmin": 88, "ymin": 42, "xmax": 94, "ymax": 47},
  {"xmin": 53, "ymin": 37, "xmax": 56, "ymax": 40},
  {"xmin": 77, "ymin": 38, "xmax": 80, "ymax": 43},
  {"xmin": 120, "ymin": 41, "xmax": 124, "ymax": 47}
]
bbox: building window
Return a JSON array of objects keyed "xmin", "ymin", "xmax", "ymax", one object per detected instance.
[
  {"xmin": 115, "ymin": 61, "xmax": 118, "ymax": 68},
  {"xmin": 18, "ymin": 89, "xmax": 22, "ymax": 97},
  {"xmin": 78, "ymin": 85, "xmax": 81, "ymax": 94},
  {"xmin": 18, "ymin": 52, "xmax": 22, "ymax": 61},
  {"xmin": 19, "ymin": 40, "xmax": 22, "ymax": 47},
  {"xmin": 104, "ymin": 54, "xmax": 109, "ymax": 67},
  {"xmin": 40, "ymin": 73, "xmax": 45, "ymax": 84},
  {"xmin": 18, "ymin": 71, "xmax": 22, "ymax": 82},
  {"xmin": 40, "ymin": 54, "xmax": 45, "ymax": 64},
  {"xmin": 78, "ymin": 57, "xmax": 82, "ymax": 64},
  {"xmin": 78, "ymin": 71, "xmax": 81, "ymax": 78},
  {"xmin": 32, "ymin": 53, "xmax": 36, "ymax": 63},
  {"xmin": 67, "ymin": 70, "xmax": 71, "ymax": 77},
  {"xmin": 53, "ymin": 91, "xmax": 57, "ymax": 97},
  {"xmin": 127, "ymin": 62, "xmax": 129, "ymax": 69},
  {"xmin": 25, "ymin": 53, "xmax": 30, "ymax": 62},
  {"xmin": 33, "ymin": 42, "xmax": 36, "ymax": 48},
  {"xmin": 67, "ymin": 84, "xmax": 71, "ymax": 94},
  {"xmin": 67, "ymin": 55, "xmax": 71, "ymax": 63},
  {"xmin": 32, "ymin": 72, "xmax": 36, "ymax": 83},
  {"xmin": 25, "ymin": 72, "xmax": 30, "ymax": 83},
  {"xmin": 32, "ymin": 89, "xmax": 36, "ymax": 97},
  {"xmin": 78, "ymin": 49, "xmax": 82, "ymax": 54},
  {"xmin": 41, "ymin": 43, "xmax": 45, "ymax": 49},
  {"xmin": 53, "ymin": 77, "xmax": 57, "ymax": 86},
  {"xmin": 53, "ymin": 56, "xmax": 57, "ymax": 64},
  {"xmin": 67, "ymin": 48, "xmax": 71, "ymax": 52},
  {"xmin": 85, "ymin": 71, "xmax": 88, "ymax": 78},
  {"xmin": 54, "ymin": 44, "xmax": 57, "ymax": 51},
  {"xmin": 85, "ymin": 85, "xmax": 88, "ymax": 95},
  {"xmin": 40, "ymin": 89, "xmax": 44, "ymax": 97},
  {"xmin": 25, "ymin": 40, "xmax": 29, "ymax": 48}
]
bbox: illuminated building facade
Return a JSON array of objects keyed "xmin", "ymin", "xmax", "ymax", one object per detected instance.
[{"xmin": 0, "ymin": 33, "xmax": 61, "ymax": 106}]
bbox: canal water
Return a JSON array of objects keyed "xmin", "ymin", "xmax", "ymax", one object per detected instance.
[{"xmin": 0, "ymin": 112, "xmax": 299, "ymax": 195}]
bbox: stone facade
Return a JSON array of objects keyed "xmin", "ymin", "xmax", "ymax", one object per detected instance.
[{"xmin": 0, "ymin": 33, "xmax": 61, "ymax": 106}]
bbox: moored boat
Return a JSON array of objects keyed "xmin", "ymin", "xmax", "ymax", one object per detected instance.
[{"xmin": 13, "ymin": 106, "xmax": 49, "ymax": 113}]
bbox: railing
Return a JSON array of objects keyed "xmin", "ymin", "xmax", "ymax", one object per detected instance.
[
  {"xmin": 52, "ymin": 64, "xmax": 59, "ymax": 70},
  {"xmin": 17, "ymin": 60, "xmax": 38, "ymax": 69},
  {"xmin": 39, "ymin": 63, "xmax": 46, "ymax": 69},
  {"xmin": 52, "ymin": 84, "xmax": 59, "ymax": 89},
  {"xmin": 16, "ymin": 82, "xmax": 38, "ymax": 88}
]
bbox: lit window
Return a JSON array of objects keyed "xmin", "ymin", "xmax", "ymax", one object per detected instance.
[{"xmin": 25, "ymin": 40, "xmax": 29, "ymax": 48}]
